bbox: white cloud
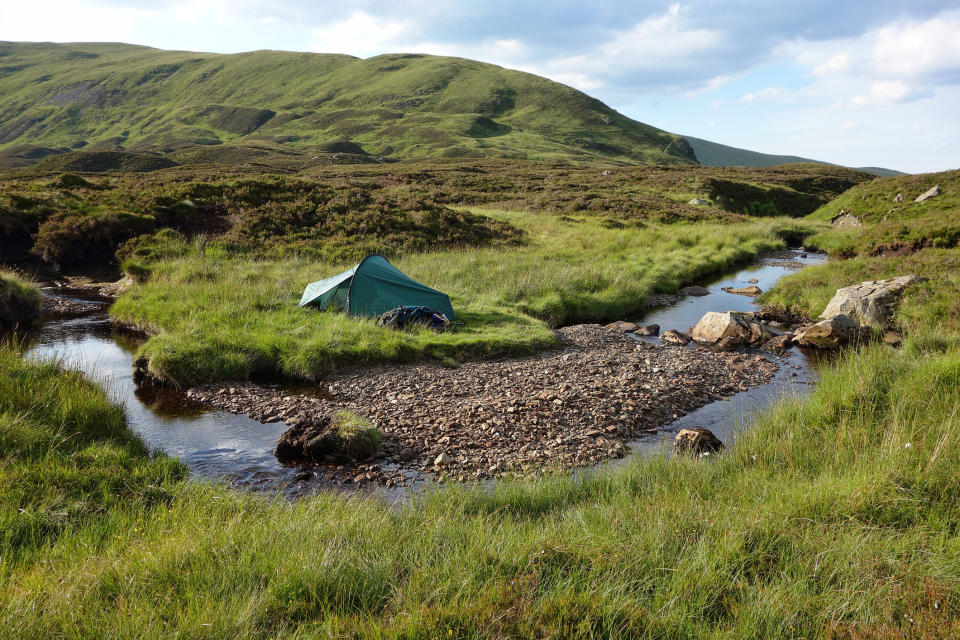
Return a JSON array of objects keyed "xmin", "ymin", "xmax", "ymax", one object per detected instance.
[
  {"xmin": 873, "ymin": 12, "xmax": 960, "ymax": 77},
  {"xmin": 309, "ymin": 11, "xmax": 418, "ymax": 57},
  {"xmin": 842, "ymin": 121, "xmax": 862, "ymax": 130},
  {"xmin": 596, "ymin": 4, "xmax": 723, "ymax": 66},
  {"xmin": 683, "ymin": 74, "xmax": 730, "ymax": 98},
  {"xmin": 0, "ymin": 0, "xmax": 146, "ymax": 42},
  {"xmin": 933, "ymin": 141, "xmax": 948, "ymax": 149},
  {"xmin": 740, "ymin": 87, "xmax": 783, "ymax": 103},
  {"xmin": 813, "ymin": 52, "xmax": 852, "ymax": 76},
  {"xmin": 869, "ymin": 79, "xmax": 911, "ymax": 101}
]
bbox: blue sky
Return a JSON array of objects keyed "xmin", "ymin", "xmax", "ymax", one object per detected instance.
[{"xmin": 2, "ymin": 1, "xmax": 958, "ymax": 172}]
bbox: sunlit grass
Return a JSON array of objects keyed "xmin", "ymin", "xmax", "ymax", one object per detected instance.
[{"xmin": 111, "ymin": 211, "xmax": 810, "ymax": 385}]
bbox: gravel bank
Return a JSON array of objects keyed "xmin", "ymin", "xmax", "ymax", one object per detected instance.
[{"xmin": 187, "ymin": 324, "xmax": 777, "ymax": 483}]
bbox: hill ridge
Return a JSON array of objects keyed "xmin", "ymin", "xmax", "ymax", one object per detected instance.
[{"xmin": 0, "ymin": 41, "xmax": 695, "ymax": 166}]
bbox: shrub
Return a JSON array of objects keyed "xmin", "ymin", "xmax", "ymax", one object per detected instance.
[{"xmin": 32, "ymin": 211, "xmax": 155, "ymax": 266}]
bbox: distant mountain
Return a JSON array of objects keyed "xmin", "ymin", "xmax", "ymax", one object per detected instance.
[
  {"xmin": 684, "ymin": 136, "xmax": 905, "ymax": 177},
  {"xmin": 0, "ymin": 41, "xmax": 697, "ymax": 166}
]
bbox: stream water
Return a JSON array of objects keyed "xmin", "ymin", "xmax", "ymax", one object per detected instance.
[{"xmin": 20, "ymin": 249, "xmax": 827, "ymax": 499}]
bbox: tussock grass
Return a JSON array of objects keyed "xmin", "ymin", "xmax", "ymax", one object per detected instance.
[
  {"xmin": 0, "ymin": 269, "xmax": 42, "ymax": 325},
  {"xmin": 112, "ymin": 213, "xmax": 809, "ymax": 385},
  {"xmin": 335, "ymin": 410, "xmax": 382, "ymax": 459}
]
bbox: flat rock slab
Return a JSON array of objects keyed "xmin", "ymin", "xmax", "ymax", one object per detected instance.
[
  {"xmin": 722, "ymin": 285, "xmax": 762, "ymax": 297},
  {"xmin": 188, "ymin": 325, "xmax": 777, "ymax": 483},
  {"xmin": 914, "ymin": 185, "xmax": 940, "ymax": 202}
]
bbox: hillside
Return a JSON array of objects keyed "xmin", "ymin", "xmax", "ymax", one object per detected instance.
[
  {"xmin": 0, "ymin": 41, "xmax": 696, "ymax": 166},
  {"xmin": 803, "ymin": 168, "xmax": 960, "ymax": 257},
  {"xmin": 685, "ymin": 135, "xmax": 904, "ymax": 177}
]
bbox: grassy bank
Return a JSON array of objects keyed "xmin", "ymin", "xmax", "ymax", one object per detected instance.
[
  {"xmin": 803, "ymin": 169, "xmax": 960, "ymax": 257},
  {"xmin": 111, "ymin": 213, "xmax": 812, "ymax": 386},
  {"xmin": 4, "ymin": 240, "xmax": 960, "ymax": 636},
  {"xmin": 0, "ymin": 269, "xmax": 42, "ymax": 325}
]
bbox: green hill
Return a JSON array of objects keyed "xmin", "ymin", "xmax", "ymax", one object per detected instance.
[
  {"xmin": 0, "ymin": 41, "xmax": 697, "ymax": 166},
  {"xmin": 802, "ymin": 168, "xmax": 960, "ymax": 257},
  {"xmin": 684, "ymin": 135, "xmax": 904, "ymax": 177}
]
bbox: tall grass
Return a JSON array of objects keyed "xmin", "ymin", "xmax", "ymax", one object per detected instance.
[
  {"xmin": 0, "ymin": 270, "xmax": 42, "ymax": 325},
  {"xmin": 112, "ymin": 212, "xmax": 810, "ymax": 385},
  {"xmin": 3, "ymin": 283, "xmax": 960, "ymax": 637}
]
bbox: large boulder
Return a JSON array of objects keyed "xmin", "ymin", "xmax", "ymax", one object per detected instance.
[
  {"xmin": 794, "ymin": 313, "xmax": 860, "ymax": 349},
  {"xmin": 819, "ymin": 275, "xmax": 925, "ymax": 330},
  {"xmin": 674, "ymin": 428, "xmax": 725, "ymax": 456},
  {"xmin": 691, "ymin": 311, "xmax": 771, "ymax": 346}
]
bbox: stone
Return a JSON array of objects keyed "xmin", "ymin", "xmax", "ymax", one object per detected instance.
[
  {"xmin": 691, "ymin": 311, "xmax": 771, "ymax": 345},
  {"xmin": 434, "ymin": 452, "xmax": 452, "ymax": 467},
  {"xmin": 688, "ymin": 198, "xmax": 709, "ymax": 205},
  {"xmin": 275, "ymin": 412, "xmax": 380, "ymax": 462},
  {"xmin": 715, "ymin": 336, "xmax": 744, "ymax": 351},
  {"xmin": 674, "ymin": 428, "xmax": 725, "ymax": 456},
  {"xmin": 914, "ymin": 184, "xmax": 940, "ymax": 202},
  {"xmin": 761, "ymin": 333, "xmax": 794, "ymax": 353},
  {"xmin": 883, "ymin": 330, "xmax": 902, "ymax": 346},
  {"xmin": 660, "ymin": 329, "xmax": 691, "ymax": 345},
  {"xmin": 819, "ymin": 275, "xmax": 925, "ymax": 330},
  {"xmin": 747, "ymin": 278, "xmax": 759, "ymax": 284},
  {"xmin": 274, "ymin": 413, "xmax": 339, "ymax": 461},
  {"xmin": 721, "ymin": 285, "xmax": 762, "ymax": 297},
  {"xmin": 793, "ymin": 314, "xmax": 860, "ymax": 349},
  {"xmin": 830, "ymin": 210, "xmax": 862, "ymax": 229},
  {"xmin": 605, "ymin": 320, "xmax": 638, "ymax": 332},
  {"xmin": 635, "ymin": 323, "xmax": 660, "ymax": 336},
  {"xmin": 893, "ymin": 192, "xmax": 906, "ymax": 203},
  {"xmin": 678, "ymin": 285, "xmax": 710, "ymax": 296}
]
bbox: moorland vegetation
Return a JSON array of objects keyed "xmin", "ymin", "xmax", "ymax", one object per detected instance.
[
  {"xmin": 2, "ymin": 159, "xmax": 867, "ymax": 384},
  {"xmin": 2, "ymin": 158, "xmax": 959, "ymax": 636}
]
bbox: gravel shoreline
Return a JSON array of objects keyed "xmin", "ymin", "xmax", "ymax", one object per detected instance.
[{"xmin": 187, "ymin": 324, "xmax": 777, "ymax": 485}]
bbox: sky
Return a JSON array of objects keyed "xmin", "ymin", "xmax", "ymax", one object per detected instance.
[{"xmin": 2, "ymin": 1, "xmax": 959, "ymax": 173}]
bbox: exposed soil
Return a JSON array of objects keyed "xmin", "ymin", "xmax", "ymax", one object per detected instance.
[{"xmin": 187, "ymin": 324, "xmax": 777, "ymax": 484}]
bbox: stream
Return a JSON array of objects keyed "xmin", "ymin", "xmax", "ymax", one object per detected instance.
[{"xmin": 20, "ymin": 249, "xmax": 827, "ymax": 499}]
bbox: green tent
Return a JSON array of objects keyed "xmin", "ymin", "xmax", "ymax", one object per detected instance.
[{"xmin": 298, "ymin": 254, "xmax": 456, "ymax": 319}]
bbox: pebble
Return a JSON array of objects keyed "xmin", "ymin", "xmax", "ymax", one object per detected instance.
[{"xmin": 187, "ymin": 324, "xmax": 778, "ymax": 484}]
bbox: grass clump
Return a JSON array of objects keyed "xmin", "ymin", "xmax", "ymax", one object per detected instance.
[
  {"xmin": 0, "ymin": 270, "xmax": 42, "ymax": 325},
  {"xmin": 0, "ymin": 345, "xmax": 184, "ymax": 568},
  {"xmin": 335, "ymin": 410, "xmax": 382, "ymax": 459}
]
